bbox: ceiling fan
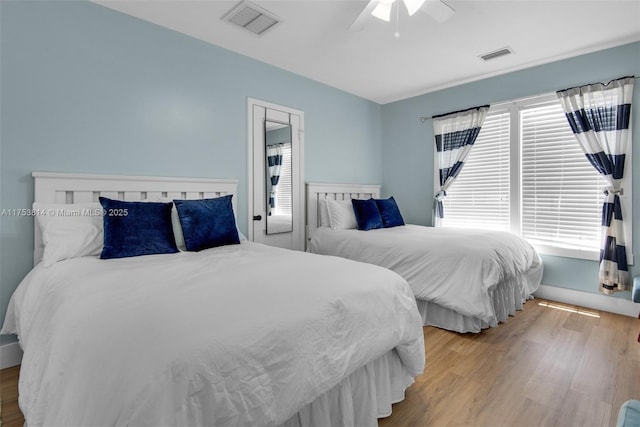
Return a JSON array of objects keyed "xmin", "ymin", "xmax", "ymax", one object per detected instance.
[{"xmin": 349, "ymin": 0, "xmax": 455, "ymax": 33}]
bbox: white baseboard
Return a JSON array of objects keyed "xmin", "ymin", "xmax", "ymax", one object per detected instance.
[
  {"xmin": 0, "ymin": 341, "xmax": 23, "ymax": 369},
  {"xmin": 534, "ymin": 284, "xmax": 638, "ymax": 318}
]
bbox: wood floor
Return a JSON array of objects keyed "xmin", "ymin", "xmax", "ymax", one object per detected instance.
[
  {"xmin": 1, "ymin": 299, "xmax": 639, "ymax": 427},
  {"xmin": 379, "ymin": 299, "xmax": 640, "ymax": 427},
  {"xmin": 0, "ymin": 363, "xmax": 21, "ymax": 427}
]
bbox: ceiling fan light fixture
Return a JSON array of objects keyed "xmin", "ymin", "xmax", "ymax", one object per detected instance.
[
  {"xmin": 354, "ymin": 0, "xmax": 455, "ymax": 32},
  {"xmin": 402, "ymin": 0, "xmax": 426, "ymax": 16},
  {"xmin": 371, "ymin": 0, "xmax": 394, "ymax": 22}
]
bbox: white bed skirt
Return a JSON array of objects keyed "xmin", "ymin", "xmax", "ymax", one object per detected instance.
[
  {"xmin": 416, "ymin": 275, "xmax": 526, "ymax": 333},
  {"xmin": 281, "ymin": 349, "xmax": 415, "ymax": 427}
]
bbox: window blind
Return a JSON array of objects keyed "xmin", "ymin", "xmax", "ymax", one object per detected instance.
[
  {"xmin": 274, "ymin": 143, "xmax": 292, "ymax": 215},
  {"xmin": 441, "ymin": 112, "xmax": 511, "ymax": 231},
  {"xmin": 520, "ymin": 102, "xmax": 606, "ymax": 251}
]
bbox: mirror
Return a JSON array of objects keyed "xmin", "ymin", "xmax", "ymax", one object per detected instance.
[{"xmin": 265, "ymin": 119, "xmax": 293, "ymax": 234}]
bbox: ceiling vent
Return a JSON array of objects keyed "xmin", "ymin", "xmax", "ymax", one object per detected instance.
[
  {"xmin": 223, "ymin": 1, "xmax": 280, "ymax": 36},
  {"xmin": 480, "ymin": 47, "xmax": 514, "ymax": 61}
]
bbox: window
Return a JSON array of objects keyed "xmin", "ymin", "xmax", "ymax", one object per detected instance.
[
  {"xmin": 274, "ymin": 143, "xmax": 292, "ymax": 216},
  {"xmin": 520, "ymin": 102, "xmax": 606, "ymax": 252},
  {"xmin": 438, "ymin": 93, "xmax": 633, "ymax": 261},
  {"xmin": 440, "ymin": 112, "xmax": 510, "ymax": 231}
]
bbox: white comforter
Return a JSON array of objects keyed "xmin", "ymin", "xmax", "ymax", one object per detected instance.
[
  {"xmin": 309, "ymin": 225, "xmax": 543, "ymax": 327},
  {"xmin": 2, "ymin": 241, "xmax": 424, "ymax": 426}
]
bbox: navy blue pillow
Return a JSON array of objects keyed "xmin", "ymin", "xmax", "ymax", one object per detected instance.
[
  {"xmin": 375, "ymin": 197, "xmax": 405, "ymax": 228},
  {"xmin": 351, "ymin": 198, "xmax": 383, "ymax": 231},
  {"xmin": 99, "ymin": 197, "xmax": 178, "ymax": 259},
  {"xmin": 173, "ymin": 195, "xmax": 240, "ymax": 251}
]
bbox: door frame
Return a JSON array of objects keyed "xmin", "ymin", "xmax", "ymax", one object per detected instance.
[{"xmin": 247, "ymin": 98, "xmax": 305, "ymax": 248}]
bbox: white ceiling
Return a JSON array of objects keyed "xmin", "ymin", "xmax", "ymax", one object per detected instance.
[{"xmin": 94, "ymin": 0, "xmax": 640, "ymax": 104}]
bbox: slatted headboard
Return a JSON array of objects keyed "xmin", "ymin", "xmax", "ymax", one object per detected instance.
[
  {"xmin": 306, "ymin": 182, "xmax": 380, "ymax": 243},
  {"xmin": 32, "ymin": 172, "xmax": 238, "ymax": 265}
]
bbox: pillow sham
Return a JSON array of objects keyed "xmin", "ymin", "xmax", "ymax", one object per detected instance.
[
  {"xmin": 173, "ymin": 195, "xmax": 240, "ymax": 251},
  {"xmin": 99, "ymin": 197, "xmax": 178, "ymax": 259},
  {"xmin": 33, "ymin": 202, "xmax": 104, "ymax": 266},
  {"xmin": 326, "ymin": 198, "xmax": 357, "ymax": 230},
  {"xmin": 144, "ymin": 197, "xmax": 187, "ymax": 250},
  {"xmin": 351, "ymin": 198, "xmax": 383, "ymax": 231},
  {"xmin": 375, "ymin": 196, "xmax": 405, "ymax": 228},
  {"xmin": 318, "ymin": 199, "xmax": 331, "ymax": 227}
]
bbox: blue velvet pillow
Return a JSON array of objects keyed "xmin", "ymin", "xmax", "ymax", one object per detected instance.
[
  {"xmin": 375, "ymin": 197, "xmax": 405, "ymax": 228},
  {"xmin": 99, "ymin": 197, "xmax": 178, "ymax": 259},
  {"xmin": 351, "ymin": 198, "xmax": 383, "ymax": 231},
  {"xmin": 173, "ymin": 195, "xmax": 240, "ymax": 251}
]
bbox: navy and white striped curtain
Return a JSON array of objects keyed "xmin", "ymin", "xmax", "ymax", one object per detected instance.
[
  {"xmin": 267, "ymin": 145, "xmax": 283, "ymax": 213},
  {"xmin": 432, "ymin": 105, "xmax": 490, "ymax": 226},
  {"xmin": 556, "ymin": 76, "xmax": 634, "ymax": 294}
]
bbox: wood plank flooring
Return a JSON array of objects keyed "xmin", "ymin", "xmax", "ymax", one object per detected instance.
[
  {"xmin": 1, "ymin": 299, "xmax": 639, "ymax": 427},
  {"xmin": 379, "ymin": 299, "xmax": 640, "ymax": 427},
  {"xmin": 0, "ymin": 364, "xmax": 21, "ymax": 427}
]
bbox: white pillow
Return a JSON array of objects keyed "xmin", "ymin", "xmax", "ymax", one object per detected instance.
[
  {"xmin": 150, "ymin": 197, "xmax": 247, "ymax": 249},
  {"xmin": 318, "ymin": 199, "xmax": 330, "ymax": 227},
  {"xmin": 33, "ymin": 202, "xmax": 104, "ymax": 266},
  {"xmin": 326, "ymin": 199, "xmax": 357, "ymax": 230}
]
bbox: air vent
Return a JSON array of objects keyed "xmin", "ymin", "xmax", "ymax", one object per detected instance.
[
  {"xmin": 480, "ymin": 47, "xmax": 514, "ymax": 61},
  {"xmin": 223, "ymin": 1, "xmax": 280, "ymax": 36}
]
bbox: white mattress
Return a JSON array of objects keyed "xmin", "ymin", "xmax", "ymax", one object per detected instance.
[
  {"xmin": 308, "ymin": 225, "xmax": 543, "ymax": 331},
  {"xmin": 2, "ymin": 241, "xmax": 425, "ymax": 426}
]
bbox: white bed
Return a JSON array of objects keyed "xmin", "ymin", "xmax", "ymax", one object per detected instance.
[
  {"xmin": 1, "ymin": 173, "xmax": 425, "ymax": 426},
  {"xmin": 306, "ymin": 182, "xmax": 543, "ymax": 333}
]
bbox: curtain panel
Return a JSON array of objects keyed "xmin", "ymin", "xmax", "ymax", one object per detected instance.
[
  {"xmin": 556, "ymin": 76, "xmax": 634, "ymax": 294},
  {"xmin": 267, "ymin": 145, "xmax": 283, "ymax": 213},
  {"xmin": 432, "ymin": 105, "xmax": 490, "ymax": 226}
]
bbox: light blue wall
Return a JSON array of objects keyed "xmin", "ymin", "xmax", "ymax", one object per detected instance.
[
  {"xmin": 381, "ymin": 42, "xmax": 640, "ymax": 296},
  {"xmin": 0, "ymin": 0, "xmax": 382, "ymax": 344}
]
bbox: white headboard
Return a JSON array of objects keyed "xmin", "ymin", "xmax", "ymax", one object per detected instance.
[
  {"xmin": 306, "ymin": 182, "xmax": 380, "ymax": 242},
  {"xmin": 32, "ymin": 172, "xmax": 238, "ymax": 266}
]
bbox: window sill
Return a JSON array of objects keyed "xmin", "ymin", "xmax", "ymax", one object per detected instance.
[
  {"xmin": 533, "ymin": 244, "xmax": 600, "ymax": 262},
  {"xmin": 533, "ymin": 244, "xmax": 635, "ymax": 265}
]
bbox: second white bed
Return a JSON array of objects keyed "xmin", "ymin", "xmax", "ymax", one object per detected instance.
[{"xmin": 309, "ymin": 224, "xmax": 543, "ymax": 333}]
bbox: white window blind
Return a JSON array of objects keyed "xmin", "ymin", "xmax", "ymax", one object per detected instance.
[
  {"xmin": 274, "ymin": 143, "xmax": 292, "ymax": 215},
  {"xmin": 435, "ymin": 92, "xmax": 631, "ymax": 261},
  {"xmin": 441, "ymin": 112, "xmax": 511, "ymax": 231},
  {"xmin": 520, "ymin": 102, "xmax": 606, "ymax": 251}
]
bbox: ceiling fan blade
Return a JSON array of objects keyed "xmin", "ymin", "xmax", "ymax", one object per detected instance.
[
  {"xmin": 371, "ymin": 0, "xmax": 393, "ymax": 21},
  {"xmin": 421, "ymin": 0, "xmax": 455, "ymax": 23},
  {"xmin": 348, "ymin": 0, "xmax": 379, "ymax": 32},
  {"xmin": 402, "ymin": 0, "xmax": 426, "ymax": 16}
]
